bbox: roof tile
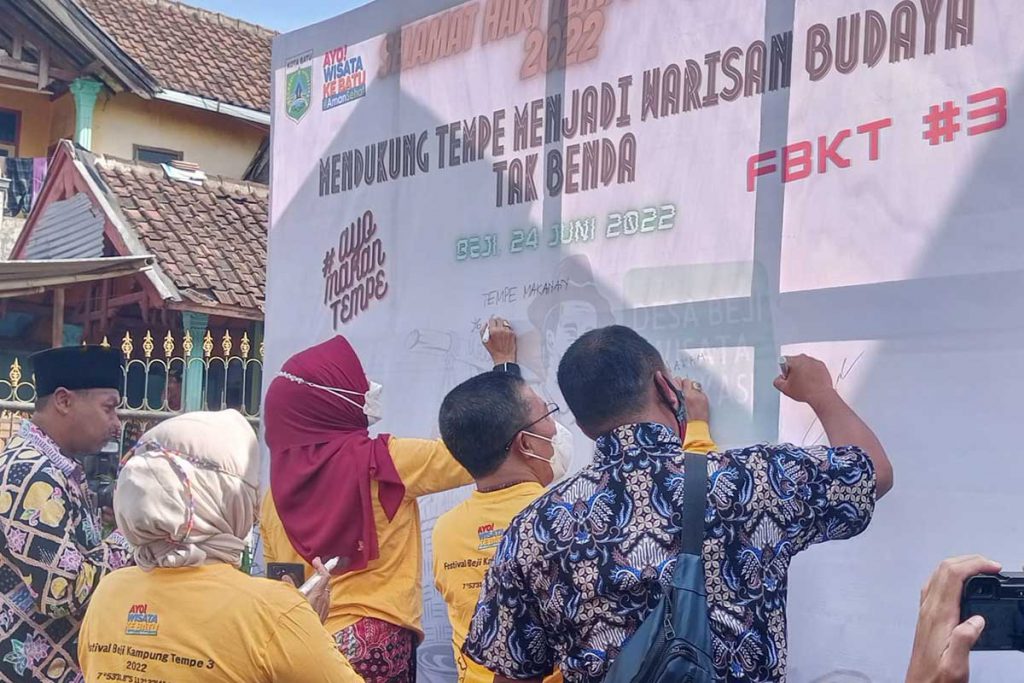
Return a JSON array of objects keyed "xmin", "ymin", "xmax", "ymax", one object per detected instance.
[
  {"xmin": 92, "ymin": 154, "xmax": 267, "ymax": 313},
  {"xmin": 77, "ymin": 0, "xmax": 274, "ymax": 112}
]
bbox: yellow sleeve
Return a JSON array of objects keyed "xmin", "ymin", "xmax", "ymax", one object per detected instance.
[
  {"xmin": 264, "ymin": 602, "xmax": 365, "ymax": 682},
  {"xmin": 683, "ymin": 420, "xmax": 717, "ymax": 454},
  {"xmin": 387, "ymin": 436, "xmax": 473, "ymax": 498}
]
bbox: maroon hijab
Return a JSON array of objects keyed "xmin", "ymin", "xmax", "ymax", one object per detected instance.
[{"xmin": 264, "ymin": 336, "xmax": 405, "ymax": 572}]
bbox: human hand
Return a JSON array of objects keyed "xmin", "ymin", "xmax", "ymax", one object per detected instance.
[
  {"xmin": 675, "ymin": 377, "xmax": 710, "ymax": 423},
  {"xmin": 281, "ymin": 557, "xmax": 332, "ymax": 624},
  {"xmin": 482, "ymin": 316, "xmax": 517, "ymax": 365},
  {"xmin": 773, "ymin": 354, "xmax": 835, "ymax": 406},
  {"xmin": 905, "ymin": 555, "xmax": 1002, "ymax": 683}
]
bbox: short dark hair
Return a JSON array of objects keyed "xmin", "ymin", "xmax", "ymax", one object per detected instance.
[
  {"xmin": 439, "ymin": 372, "xmax": 531, "ymax": 479},
  {"xmin": 557, "ymin": 325, "xmax": 665, "ymax": 433}
]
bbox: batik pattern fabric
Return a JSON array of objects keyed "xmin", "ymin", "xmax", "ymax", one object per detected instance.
[
  {"xmin": 0, "ymin": 422, "xmax": 132, "ymax": 682},
  {"xmin": 333, "ymin": 616, "xmax": 417, "ymax": 683},
  {"xmin": 464, "ymin": 422, "xmax": 876, "ymax": 682}
]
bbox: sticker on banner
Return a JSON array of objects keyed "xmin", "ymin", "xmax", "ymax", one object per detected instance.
[{"xmin": 322, "ymin": 45, "xmax": 366, "ymax": 111}]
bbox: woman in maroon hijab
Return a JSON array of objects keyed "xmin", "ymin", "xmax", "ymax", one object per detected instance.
[{"xmin": 261, "ymin": 320, "xmax": 518, "ymax": 683}]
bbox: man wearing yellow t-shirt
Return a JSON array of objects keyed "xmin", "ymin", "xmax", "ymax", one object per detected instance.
[{"xmin": 432, "ymin": 371, "xmax": 717, "ymax": 682}]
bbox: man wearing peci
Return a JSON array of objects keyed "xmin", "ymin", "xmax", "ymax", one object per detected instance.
[{"xmin": 0, "ymin": 346, "xmax": 133, "ymax": 682}]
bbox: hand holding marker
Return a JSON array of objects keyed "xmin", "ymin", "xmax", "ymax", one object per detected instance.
[{"xmin": 300, "ymin": 556, "xmax": 341, "ymax": 596}]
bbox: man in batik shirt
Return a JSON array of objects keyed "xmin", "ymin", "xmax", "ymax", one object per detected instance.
[
  {"xmin": 0, "ymin": 346, "xmax": 132, "ymax": 682},
  {"xmin": 464, "ymin": 326, "xmax": 894, "ymax": 682}
]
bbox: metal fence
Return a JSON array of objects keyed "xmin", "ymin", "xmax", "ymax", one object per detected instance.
[{"xmin": 0, "ymin": 328, "xmax": 264, "ymax": 451}]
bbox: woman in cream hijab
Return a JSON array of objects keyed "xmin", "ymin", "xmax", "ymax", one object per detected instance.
[{"xmin": 78, "ymin": 410, "xmax": 363, "ymax": 683}]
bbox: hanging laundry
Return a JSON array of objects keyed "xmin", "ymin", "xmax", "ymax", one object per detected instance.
[
  {"xmin": 32, "ymin": 157, "xmax": 49, "ymax": 199},
  {"xmin": 4, "ymin": 157, "xmax": 34, "ymax": 216}
]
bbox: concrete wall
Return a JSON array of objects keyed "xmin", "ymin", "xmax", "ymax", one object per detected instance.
[
  {"xmin": 92, "ymin": 93, "xmax": 266, "ymax": 178},
  {"xmin": 0, "ymin": 89, "xmax": 53, "ymax": 158},
  {"xmin": 49, "ymin": 93, "xmax": 74, "ymax": 145}
]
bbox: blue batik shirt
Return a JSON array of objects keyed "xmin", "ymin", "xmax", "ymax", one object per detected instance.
[{"xmin": 464, "ymin": 422, "xmax": 876, "ymax": 682}]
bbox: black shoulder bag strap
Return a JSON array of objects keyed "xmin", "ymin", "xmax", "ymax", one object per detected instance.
[{"xmin": 680, "ymin": 452, "xmax": 708, "ymax": 556}]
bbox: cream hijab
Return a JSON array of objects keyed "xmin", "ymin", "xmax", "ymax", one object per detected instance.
[{"xmin": 114, "ymin": 410, "xmax": 260, "ymax": 570}]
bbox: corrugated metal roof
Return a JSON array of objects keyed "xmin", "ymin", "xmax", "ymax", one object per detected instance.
[
  {"xmin": 0, "ymin": 255, "xmax": 154, "ymax": 298},
  {"xmin": 23, "ymin": 194, "xmax": 105, "ymax": 260}
]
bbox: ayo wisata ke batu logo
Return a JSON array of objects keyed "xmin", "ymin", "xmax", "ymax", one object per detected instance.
[
  {"xmin": 322, "ymin": 44, "xmax": 366, "ymax": 111},
  {"xmin": 285, "ymin": 51, "xmax": 313, "ymax": 122}
]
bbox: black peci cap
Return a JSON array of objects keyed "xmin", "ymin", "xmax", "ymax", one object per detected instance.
[{"xmin": 30, "ymin": 345, "xmax": 124, "ymax": 398}]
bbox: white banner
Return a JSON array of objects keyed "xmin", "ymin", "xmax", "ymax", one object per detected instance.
[{"xmin": 268, "ymin": 1, "xmax": 1024, "ymax": 680}]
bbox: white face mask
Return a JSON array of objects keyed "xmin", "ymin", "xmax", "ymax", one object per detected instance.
[
  {"xmin": 523, "ymin": 422, "xmax": 573, "ymax": 485},
  {"xmin": 279, "ymin": 372, "xmax": 384, "ymax": 426}
]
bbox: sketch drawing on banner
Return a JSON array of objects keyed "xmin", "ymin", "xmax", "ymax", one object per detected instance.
[
  {"xmin": 524, "ymin": 255, "xmax": 615, "ymax": 420},
  {"xmin": 405, "ymin": 328, "xmax": 495, "ymax": 430}
]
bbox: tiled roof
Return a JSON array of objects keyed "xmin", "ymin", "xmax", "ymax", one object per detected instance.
[
  {"xmin": 77, "ymin": 0, "xmax": 274, "ymax": 112},
  {"xmin": 92, "ymin": 155, "xmax": 268, "ymax": 313}
]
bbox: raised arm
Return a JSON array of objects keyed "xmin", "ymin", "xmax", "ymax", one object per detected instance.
[{"xmin": 775, "ymin": 354, "xmax": 893, "ymax": 498}]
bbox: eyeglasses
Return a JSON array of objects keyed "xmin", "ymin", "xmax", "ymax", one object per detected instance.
[{"xmin": 504, "ymin": 402, "xmax": 560, "ymax": 451}]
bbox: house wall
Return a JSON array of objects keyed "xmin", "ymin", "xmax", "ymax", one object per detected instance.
[
  {"xmin": 49, "ymin": 93, "xmax": 74, "ymax": 145},
  {"xmin": 0, "ymin": 89, "xmax": 53, "ymax": 158},
  {"xmin": 92, "ymin": 93, "xmax": 266, "ymax": 178}
]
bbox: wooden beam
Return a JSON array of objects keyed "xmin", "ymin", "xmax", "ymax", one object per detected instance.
[
  {"xmin": 37, "ymin": 45, "xmax": 48, "ymax": 89},
  {"xmin": 61, "ymin": 170, "xmax": 75, "ymax": 201},
  {"xmin": 0, "ymin": 79, "xmax": 53, "ymax": 95},
  {"xmin": 0, "ymin": 57, "xmax": 76, "ymax": 85},
  {"xmin": 68, "ymin": 284, "xmax": 148, "ymax": 326},
  {"xmin": 107, "ymin": 291, "xmax": 147, "ymax": 309},
  {"xmin": 100, "ymin": 279, "xmax": 110, "ymax": 334},
  {"xmin": 0, "ymin": 10, "xmax": 86, "ymax": 74},
  {"xmin": 69, "ymin": 306, "xmax": 124, "ymax": 325},
  {"xmin": 164, "ymin": 301, "xmax": 264, "ymax": 322},
  {"xmin": 51, "ymin": 288, "xmax": 65, "ymax": 347},
  {"xmin": 0, "ymin": 65, "xmax": 37, "ymax": 86}
]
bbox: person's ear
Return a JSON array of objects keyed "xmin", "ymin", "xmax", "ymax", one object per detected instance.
[
  {"xmin": 51, "ymin": 388, "xmax": 74, "ymax": 416},
  {"xmin": 515, "ymin": 430, "xmax": 533, "ymax": 455},
  {"xmin": 653, "ymin": 371, "xmax": 678, "ymax": 411}
]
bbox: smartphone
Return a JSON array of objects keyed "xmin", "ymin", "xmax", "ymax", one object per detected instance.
[
  {"xmin": 961, "ymin": 572, "xmax": 1024, "ymax": 651},
  {"xmin": 266, "ymin": 562, "xmax": 306, "ymax": 586}
]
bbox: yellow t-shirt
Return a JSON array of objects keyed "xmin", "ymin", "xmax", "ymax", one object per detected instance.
[
  {"xmin": 431, "ymin": 420, "xmax": 717, "ymax": 683},
  {"xmin": 78, "ymin": 563, "xmax": 363, "ymax": 683},
  {"xmin": 432, "ymin": 482, "xmax": 563, "ymax": 683},
  {"xmin": 260, "ymin": 436, "xmax": 473, "ymax": 637}
]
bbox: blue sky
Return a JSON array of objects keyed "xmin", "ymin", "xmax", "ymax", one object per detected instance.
[{"xmin": 188, "ymin": 0, "xmax": 371, "ymax": 32}]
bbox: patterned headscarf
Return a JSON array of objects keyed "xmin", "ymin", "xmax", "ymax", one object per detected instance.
[{"xmin": 115, "ymin": 410, "xmax": 260, "ymax": 570}]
